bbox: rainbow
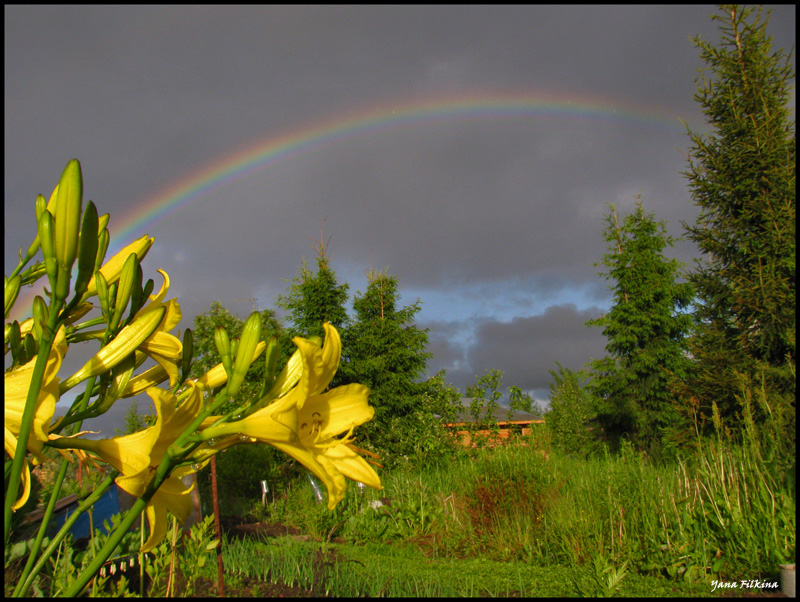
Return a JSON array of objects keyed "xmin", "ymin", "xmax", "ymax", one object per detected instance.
[
  {"xmin": 109, "ymin": 92, "xmax": 688, "ymax": 244},
  {"xmin": 9, "ymin": 92, "xmax": 689, "ymax": 321}
]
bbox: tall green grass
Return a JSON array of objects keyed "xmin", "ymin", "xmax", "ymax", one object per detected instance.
[{"xmin": 257, "ymin": 399, "xmax": 793, "ymax": 585}]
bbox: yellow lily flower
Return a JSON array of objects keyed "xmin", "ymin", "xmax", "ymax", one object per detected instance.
[
  {"xmin": 120, "ymin": 363, "xmax": 170, "ymax": 398},
  {"xmin": 200, "ymin": 323, "xmax": 381, "ymax": 509},
  {"xmin": 4, "ymin": 325, "xmax": 67, "ymax": 510},
  {"xmin": 70, "ymin": 383, "xmax": 202, "ymax": 552},
  {"xmin": 128, "ymin": 270, "xmax": 182, "ymax": 387},
  {"xmin": 61, "ymin": 270, "xmax": 182, "ymax": 392}
]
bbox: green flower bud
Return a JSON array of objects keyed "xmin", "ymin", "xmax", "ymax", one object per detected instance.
[
  {"xmin": 22, "ymin": 332, "xmax": 37, "ymax": 364},
  {"xmin": 5, "ymin": 274, "xmax": 21, "ymax": 319},
  {"xmin": 214, "ymin": 326, "xmax": 233, "ymax": 383},
  {"xmin": 94, "ymin": 227, "xmax": 110, "ymax": 274},
  {"xmin": 181, "ymin": 328, "xmax": 194, "ymax": 383},
  {"xmin": 72, "ymin": 200, "xmax": 99, "ymax": 302},
  {"xmin": 54, "ymin": 159, "xmax": 83, "ymax": 275},
  {"xmin": 6, "ymin": 320, "xmax": 22, "ymax": 365},
  {"xmin": 140, "ymin": 278, "xmax": 155, "ymax": 306},
  {"xmin": 95, "ymin": 271, "xmax": 111, "ymax": 318},
  {"xmin": 32, "ymin": 295, "xmax": 48, "ymax": 342},
  {"xmin": 97, "ymin": 213, "xmax": 110, "ymax": 233},
  {"xmin": 259, "ymin": 336, "xmax": 280, "ymax": 399},
  {"xmin": 37, "ymin": 209, "xmax": 59, "ymax": 294},
  {"xmin": 228, "ymin": 311, "xmax": 262, "ymax": 397},
  {"xmin": 22, "ymin": 194, "xmax": 48, "ymax": 263},
  {"xmin": 109, "ymin": 252, "xmax": 138, "ymax": 331},
  {"xmin": 35, "ymin": 193, "xmax": 47, "ymax": 220},
  {"xmin": 127, "ymin": 263, "xmax": 145, "ymax": 319}
]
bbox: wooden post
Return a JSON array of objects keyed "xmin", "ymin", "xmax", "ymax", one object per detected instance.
[{"xmin": 210, "ymin": 455, "xmax": 225, "ymax": 596}]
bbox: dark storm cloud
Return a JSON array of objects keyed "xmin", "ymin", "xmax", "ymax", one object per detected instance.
[
  {"xmin": 427, "ymin": 304, "xmax": 606, "ymax": 396},
  {"xmin": 5, "ymin": 6, "xmax": 795, "ymax": 433}
]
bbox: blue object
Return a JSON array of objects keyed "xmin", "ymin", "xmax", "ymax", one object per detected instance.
[{"xmin": 48, "ymin": 484, "xmax": 121, "ymax": 540}]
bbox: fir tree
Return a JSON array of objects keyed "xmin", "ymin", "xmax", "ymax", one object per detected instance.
[
  {"xmin": 587, "ymin": 199, "xmax": 693, "ymax": 455},
  {"xmin": 681, "ymin": 5, "xmax": 795, "ymax": 434},
  {"xmin": 277, "ymin": 224, "xmax": 350, "ymax": 343},
  {"xmin": 339, "ymin": 268, "xmax": 433, "ymax": 455}
]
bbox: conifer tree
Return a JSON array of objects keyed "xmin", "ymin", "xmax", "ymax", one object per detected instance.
[
  {"xmin": 277, "ymin": 224, "xmax": 350, "ymax": 343},
  {"xmin": 339, "ymin": 268, "xmax": 433, "ymax": 454},
  {"xmin": 587, "ymin": 199, "xmax": 693, "ymax": 455},
  {"xmin": 681, "ymin": 5, "xmax": 795, "ymax": 434}
]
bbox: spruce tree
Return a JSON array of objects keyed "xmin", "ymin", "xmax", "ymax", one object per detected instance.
[
  {"xmin": 681, "ymin": 5, "xmax": 795, "ymax": 434},
  {"xmin": 277, "ymin": 226, "xmax": 350, "ymax": 343},
  {"xmin": 339, "ymin": 268, "xmax": 433, "ymax": 456},
  {"xmin": 587, "ymin": 199, "xmax": 694, "ymax": 455}
]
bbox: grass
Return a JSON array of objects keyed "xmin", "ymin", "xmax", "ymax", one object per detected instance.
[
  {"xmin": 215, "ymin": 532, "xmax": 718, "ymax": 597},
  {"xmin": 236, "ymin": 411, "xmax": 793, "ymax": 597}
]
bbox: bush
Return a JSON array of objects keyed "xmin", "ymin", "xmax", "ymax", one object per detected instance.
[{"xmin": 544, "ymin": 363, "xmax": 600, "ymax": 456}]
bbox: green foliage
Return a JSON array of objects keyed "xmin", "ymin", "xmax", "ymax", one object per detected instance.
[
  {"xmin": 197, "ymin": 443, "xmax": 303, "ymax": 519},
  {"xmin": 545, "ymin": 363, "xmax": 599, "ymax": 456},
  {"xmin": 681, "ymin": 5, "xmax": 795, "ymax": 444},
  {"xmin": 115, "ymin": 400, "xmax": 154, "ymax": 436},
  {"xmin": 143, "ymin": 514, "xmax": 219, "ymax": 597},
  {"xmin": 586, "ymin": 199, "xmax": 693, "ymax": 456},
  {"xmin": 190, "ymin": 301, "xmax": 285, "ymax": 414},
  {"xmin": 339, "ymin": 269, "xmax": 430, "ymax": 416},
  {"xmin": 573, "ymin": 553, "xmax": 629, "ymax": 597},
  {"xmin": 337, "ymin": 268, "xmax": 456, "ymax": 465},
  {"xmin": 219, "ymin": 433, "xmax": 791, "ymax": 594},
  {"xmin": 467, "ymin": 369, "xmax": 504, "ymax": 430},
  {"xmin": 276, "ymin": 234, "xmax": 350, "ymax": 344}
]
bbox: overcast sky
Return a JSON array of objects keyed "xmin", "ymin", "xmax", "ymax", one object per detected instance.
[{"xmin": 4, "ymin": 6, "xmax": 796, "ymax": 433}]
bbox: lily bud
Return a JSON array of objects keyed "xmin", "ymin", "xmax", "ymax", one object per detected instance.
[
  {"xmin": 95, "ymin": 271, "xmax": 111, "ymax": 318},
  {"xmin": 259, "ymin": 336, "xmax": 280, "ymax": 398},
  {"xmin": 94, "ymin": 227, "xmax": 110, "ymax": 274},
  {"xmin": 22, "ymin": 194, "xmax": 48, "ymax": 262},
  {"xmin": 22, "ymin": 332, "xmax": 37, "ymax": 364},
  {"xmin": 72, "ymin": 200, "xmax": 99, "ymax": 302},
  {"xmin": 181, "ymin": 328, "xmax": 194, "ymax": 382},
  {"xmin": 35, "ymin": 193, "xmax": 47, "ymax": 221},
  {"xmin": 7, "ymin": 320, "xmax": 22, "ymax": 365},
  {"xmin": 228, "ymin": 311, "xmax": 262, "ymax": 397},
  {"xmin": 109, "ymin": 252, "xmax": 138, "ymax": 331},
  {"xmin": 126, "ymin": 264, "xmax": 143, "ymax": 318},
  {"xmin": 214, "ymin": 326, "xmax": 233, "ymax": 382},
  {"xmin": 31, "ymin": 295, "xmax": 48, "ymax": 342},
  {"xmin": 83, "ymin": 234, "xmax": 153, "ymax": 300},
  {"xmin": 5, "ymin": 274, "xmax": 21, "ymax": 318},
  {"xmin": 37, "ymin": 210, "xmax": 58, "ymax": 293},
  {"xmin": 54, "ymin": 159, "xmax": 83, "ymax": 276},
  {"xmin": 97, "ymin": 212, "xmax": 110, "ymax": 233}
]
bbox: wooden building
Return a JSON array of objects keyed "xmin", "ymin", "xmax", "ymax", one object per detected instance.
[{"xmin": 442, "ymin": 399, "xmax": 545, "ymax": 447}]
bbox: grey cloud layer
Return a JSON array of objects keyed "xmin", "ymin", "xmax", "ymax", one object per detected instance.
[{"xmin": 5, "ymin": 6, "xmax": 795, "ymax": 418}]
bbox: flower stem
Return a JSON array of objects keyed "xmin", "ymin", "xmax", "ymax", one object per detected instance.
[
  {"xmin": 62, "ymin": 467, "xmax": 167, "ymax": 597},
  {"xmin": 13, "ymin": 471, "xmax": 117, "ymax": 597},
  {"xmin": 4, "ymin": 297, "xmax": 63, "ymax": 543}
]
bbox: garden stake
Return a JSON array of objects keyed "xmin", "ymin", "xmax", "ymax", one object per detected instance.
[{"xmin": 211, "ymin": 454, "xmax": 225, "ymax": 596}]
